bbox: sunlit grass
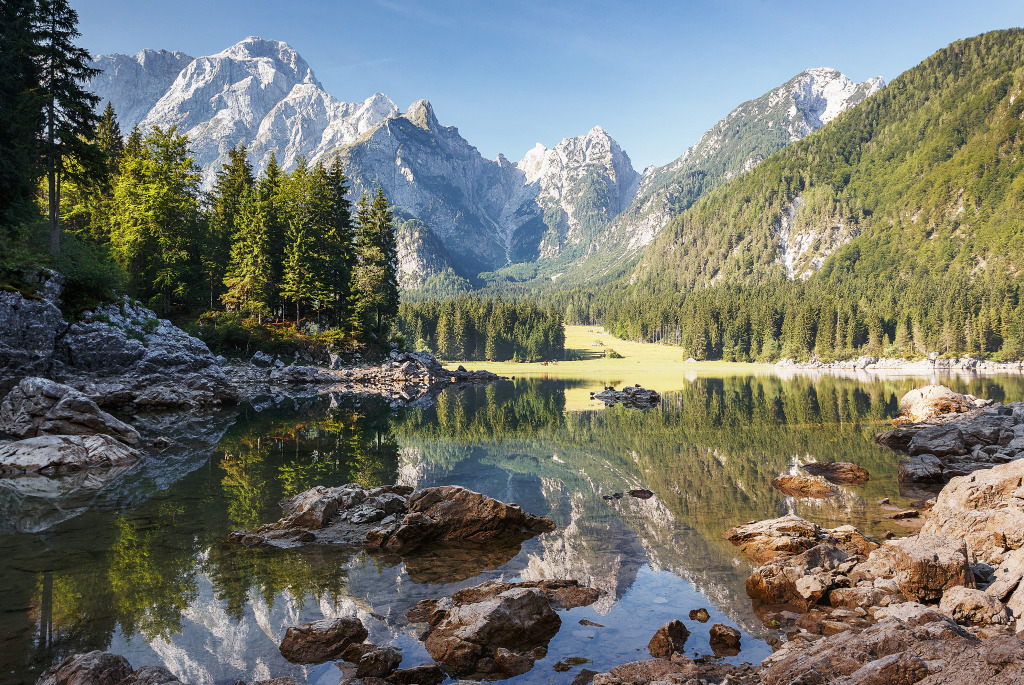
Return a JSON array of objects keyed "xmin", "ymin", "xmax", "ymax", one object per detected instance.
[{"xmin": 446, "ymin": 325, "xmax": 775, "ymax": 410}]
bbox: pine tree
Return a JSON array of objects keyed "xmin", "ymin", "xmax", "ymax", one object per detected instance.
[
  {"xmin": 322, "ymin": 156, "xmax": 354, "ymax": 326},
  {"xmin": 34, "ymin": 0, "xmax": 100, "ymax": 256},
  {"xmin": 352, "ymin": 187, "xmax": 399, "ymax": 337},
  {"xmin": 222, "ymin": 187, "xmax": 274, "ymax": 321},
  {"xmin": 207, "ymin": 144, "xmax": 254, "ymax": 308},
  {"xmin": 0, "ymin": 0, "xmax": 44, "ymax": 232}
]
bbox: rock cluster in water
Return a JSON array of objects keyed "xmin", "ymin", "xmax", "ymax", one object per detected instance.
[
  {"xmin": 776, "ymin": 355, "xmax": 1024, "ymax": 373},
  {"xmin": 875, "ymin": 385, "xmax": 1024, "ymax": 488},
  {"xmin": 229, "ymin": 483, "xmax": 555, "ymax": 553},
  {"xmin": 592, "ymin": 385, "xmax": 660, "ymax": 408}
]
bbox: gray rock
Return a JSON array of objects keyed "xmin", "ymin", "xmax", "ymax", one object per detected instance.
[
  {"xmin": 0, "ymin": 434, "xmax": 142, "ymax": 474},
  {"xmin": 279, "ymin": 616, "xmax": 369, "ymax": 664},
  {"xmin": 0, "ymin": 377, "xmax": 139, "ymax": 444},
  {"xmin": 897, "ymin": 454, "xmax": 943, "ymax": 483},
  {"xmin": 908, "ymin": 424, "xmax": 967, "ymax": 457}
]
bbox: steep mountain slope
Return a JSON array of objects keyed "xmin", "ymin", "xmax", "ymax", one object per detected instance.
[
  {"xmin": 564, "ymin": 69, "xmax": 882, "ymax": 281},
  {"xmin": 90, "ymin": 37, "xmax": 399, "ymax": 188},
  {"xmin": 518, "ymin": 127, "xmax": 641, "ymax": 261},
  {"xmin": 629, "ymin": 29, "xmax": 1024, "ymax": 292},
  {"xmin": 89, "ymin": 49, "xmax": 195, "ymax": 130}
]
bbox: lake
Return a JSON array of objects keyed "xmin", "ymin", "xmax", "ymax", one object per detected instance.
[{"xmin": 2, "ymin": 371, "xmax": 1022, "ymax": 684}]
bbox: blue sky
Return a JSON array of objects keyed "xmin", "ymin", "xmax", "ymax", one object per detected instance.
[{"xmin": 77, "ymin": 1, "xmax": 1024, "ymax": 169}]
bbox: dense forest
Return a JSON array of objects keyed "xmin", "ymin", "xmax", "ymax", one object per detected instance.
[{"xmin": 533, "ymin": 29, "xmax": 1024, "ymax": 361}]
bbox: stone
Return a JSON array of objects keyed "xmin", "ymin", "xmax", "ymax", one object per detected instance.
[
  {"xmin": 746, "ymin": 544, "xmax": 852, "ymax": 607},
  {"xmin": 908, "ymin": 424, "xmax": 967, "ymax": 457},
  {"xmin": 723, "ymin": 514, "xmax": 823, "ymax": 563},
  {"xmin": 384, "ymin": 663, "xmax": 445, "ymax": 685},
  {"xmin": 829, "ymin": 586, "xmax": 889, "ymax": 610},
  {"xmin": 920, "ymin": 459, "xmax": 1024, "ymax": 565},
  {"xmin": 896, "ymin": 385, "xmax": 985, "ymax": 423},
  {"xmin": 0, "ymin": 434, "xmax": 142, "ymax": 474},
  {"xmin": 771, "ymin": 474, "xmax": 838, "ymax": 498},
  {"xmin": 897, "ymin": 454, "xmax": 944, "ymax": 483},
  {"xmin": 35, "ymin": 651, "xmax": 135, "ymax": 685},
  {"xmin": 800, "ymin": 461, "xmax": 870, "ymax": 485},
  {"xmin": 688, "ymin": 607, "xmax": 710, "ymax": 622},
  {"xmin": 591, "ymin": 659, "xmax": 681, "ymax": 685},
  {"xmin": 357, "ymin": 646, "xmax": 402, "ymax": 678},
  {"xmin": 278, "ymin": 616, "xmax": 369, "ymax": 664},
  {"xmin": 709, "ymin": 623, "xmax": 741, "ymax": 651},
  {"xmin": 939, "ymin": 586, "xmax": 1011, "ymax": 624},
  {"xmin": 0, "ymin": 377, "xmax": 140, "ymax": 444},
  {"xmin": 888, "ymin": 534, "xmax": 974, "ymax": 602},
  {"xmin": 646, "ymin": 619, "xmax": 689, "ymax": 657}
]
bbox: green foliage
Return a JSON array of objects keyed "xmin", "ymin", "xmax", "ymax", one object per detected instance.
[
  {"xmin": 398, "ymin": 296, "xmax": 565, "ymax": 361},
  {"xmin": 351, "ymin": 187, "xmax": 400, "ymax": 337}
]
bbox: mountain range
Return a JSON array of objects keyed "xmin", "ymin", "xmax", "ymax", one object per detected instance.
[{"xmin": 87, "ymin": 37, "xmax": 883, "ymax": 288}]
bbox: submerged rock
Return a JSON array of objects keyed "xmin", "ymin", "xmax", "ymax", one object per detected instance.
[
  {"xmin": 0, "ymin": 377, "xmax": 139, "ymax": 444},
  {"xmin": 35, "ymin": 650, "xmax": 184, "ymax": 685},
  {"xmin": 800, "ymin": 460, "xmax": 870, "ymax": 485},
  {"xmin": 770, "ymin": 473, "xmax": 838, "ymax": 498},
  {"xmin": 708, "ymin": 623, "xmax": 741, "ymax": 655},
  {"xmin": 278, "ymin": 616, "xmax": 369, "ymax": 664}
]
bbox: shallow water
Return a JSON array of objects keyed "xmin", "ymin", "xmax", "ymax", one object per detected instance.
[{"xmin": 2, "ymin": 373, "xmax": 1023, "ymax": 684}]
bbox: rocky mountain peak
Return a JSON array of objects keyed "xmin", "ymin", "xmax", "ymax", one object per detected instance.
[
  {"xmin": 785, "ymin": 67, "xmax": 884, "ymax": 138},
  {"xmin": 405, "ymin": 99, "xmax": 439, "ymax": 130},
  {"xmin": 215, "ymin": 36, "xmax": 320, "ymax": 89}
]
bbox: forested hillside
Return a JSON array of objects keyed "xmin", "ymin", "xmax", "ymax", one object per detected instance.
[{"xmin": 555, "ymin": 29, "xmax": 1024, "ymax": 362}]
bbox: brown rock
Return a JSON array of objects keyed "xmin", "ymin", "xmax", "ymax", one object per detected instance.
[
  {"xmin": 709, "ymin": 623, "xmax": 741, "ymax": 650},
  {"xmin": 723, "ymin": 514, "xmax": 823, "ymax": 563},
  {"xmin": 279, "ymin": 617, "xmax": 369, "ymax": 664},
  {"xmin": 801, "ymin": 461, "xmax": 870, "ymax": 485},
  {"xmin": 385, "ymin": 663, "xmax": 444, "ymax": 685},
  {"xmin": 647, "ymin": 619, "xmax": 690, "ymax": 658},
  {"xmin": 688, "ymin": 608, "xmax": 710, "ymax": 622},
  {"xmin": 591, "ymin": 659, "xmax": 682, "ymax": 685},
  {"xmin": 938, "ymin": 586, "xmax": 1011, "ymax": 625},
  {"xmin": 920, "ymin": 458, "xmax": 1024, "ymax": 565},
  {"xmin": 746, "ymin": 544, "xmax": 852, "ymax": 607},
  {"xmin": 357, "ymin": 646, "xmax": 402, "ymax": 678},
  {"xmin": 896, "ymin": 385, "xmax": 984, "ymax": 423},
  {"xmin": 771, "ymin": 474, "xmax": 838, "ymax": 498}
]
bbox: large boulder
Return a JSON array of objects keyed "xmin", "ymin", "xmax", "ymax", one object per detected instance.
[
  {"xmin": 939, "ymin": 586, "xmax": 1011, "ymax": 624},
  {"xmin": 896, "ymin": 385, "xmax": 988, "ymax": 424},
  {"xmin": 408, "ymin": 580, "xmax": 600, "ymax": 678},
  {"xmin": 850, "ymin": 534, "xmax": 974, "ymax": 603},
  {"xmin": 0, "ymin": 434, "xmax": 142, "ymax": 474},
  {"xmin": 35, "ymin": 651, "xmax": 184, "ymax": 685},
  {"xmin": 376, "ymin": 485, "xmax": 556, "ymax": 552},
  {"xmin": 278, "ymin": 616, "xmax": 369, "ymax": 664},
  {"xmin": 723, "ymin": 514, "xmax": 823, "ymax": 563},
  {"xmin": 0, "ymin": 377, "xmax": 139, "ymax": 444},
  {"xmin": 647, "ymin": 620, "xmax": 689, "ymax": 658},
  {"xmin": 746, "ymin": 544, "xmax": 855, "ymax": 608},
  {"xmin": 920, "ymin": 459, "xmax": 1024, "ymax": 565},
  {"xmin": 907, "ymin": 424, "xmax": 967, "ymax": 457}
]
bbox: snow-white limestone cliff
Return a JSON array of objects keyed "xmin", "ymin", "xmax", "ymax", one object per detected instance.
[{"xmin": 89, "ymin": 49, "xmax": 195, "ymax": 131}]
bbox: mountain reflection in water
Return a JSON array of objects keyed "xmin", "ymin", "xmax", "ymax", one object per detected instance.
[{"xmin": 2, "ymin": 374, "xmax": 1022, "ymax": 684}]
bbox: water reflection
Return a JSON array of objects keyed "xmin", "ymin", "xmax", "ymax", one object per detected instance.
[{"xmin": 2, "ymin": 373, "xmax": 1023, "ymax": 684}]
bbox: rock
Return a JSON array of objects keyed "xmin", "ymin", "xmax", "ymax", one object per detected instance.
[
  {"xmin": 592, "ymin": 386, "xmax": 660, "ymax": 408},
  {"xmin": 410, "ymin": 580, "xmax": 600, "ymax": 678},
  {"xmin": 384, "ymin": 663, "xmax": 444, "ymax": 685},
  {"xmin": 761, "ymin": 615, "xmax": 1024, "ymax": 685},
  {"xmin": 872, "ymin": 601, "xmax": 946, "ymax": 624},
  {"xmin": 278, "ymin": 616, "xmax": 369, "ymax": 664},
  {"xmin": 908, "ymin": 424, "xmax": 967, "ymax": 457},
  {"xmin": 939, "ymin": 586, "xmax": 1011, "ymax": 624},
  {"xmin": 647, "ymin": 619, "xmax": 689, "ymax": 657},
  {"xmin": 35, "ymin": 651, "xmax": 135, "ymax": 685},
  {"xmin": 800, "ymin": 461, "xmax": 870, "ymax": 485},
  {"xmin": 920, "ymin": 459, "xmax": 1024, "ymax": 565},
  {"xmin": 374, "ymin": 485, "xmax": 555, "ymax": 553},
  {"xmin": 854, "ymin": 534, "xmax": 974, "ymax": 602},
  {"xmin": 688, "ymin": 607, "xmax": 710, "ymax": 622},
  {"xmin": 746, "ymin": 544, "xmax": 853, "ymax": 607},
  {"xmin": 591, "ymin": 659, "xmax": 682, "ymax": 685},
  {"xmin": 709, "ymin": 623, "xmax": 741, "ymax": 653},
  {"xmin": 570, "ymin": 669, "xmax": 599, "ymax": 685},
  {"xmin": 771, "ymin": 474, "xmax": 838, "ymax": 498},
  {"xmin": 896, "ymin": 385, "xmax": 987, "ymax": 423},
  {"xmin": 723, "ymin": 514, "xmax": 823, "ymax": 563},
  {"xmin": 829, "ymin": 586, "xmax": 889, "ymax": 610},
  {"xmin": 0, "ymin": 434, "xmax": 142, "ymax": 474},
  {"xmin": 251, "ymin": 351, "xmax": 274, "ymax": 367},
  {"xmin": 0, "ymin": 377, "xmax": 140, "ymax": 444},
  {"xmin": 897, "ymin": 454, "xmax": 944, "ymax": 483},
  {"xmin": 357, "ymin": 646, "xmax": 402, "ymax": 678},
  {"xmin": 34, "ymin": 651, "xmax": 186, "ymax": 685},
  {"xmin": 627, "ymin": 489, "xmax": 654, "ymax": 499}
]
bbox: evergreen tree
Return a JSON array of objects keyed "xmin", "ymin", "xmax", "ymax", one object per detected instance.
[
  {"xmin": 207, "ymin": 144, "xmax": 254, "ymax": 308},
  {"xmin": 352, "ymin": 187, "xmax": 399, "ymax": 337},
  {"xmin": 222, "ymin": 187, "xmax": 274, "ymax": 321},
  {"xmin": 0, "ymin": 0, "xmax": 43, "ymax": 233},
  {"xmin": 322, "ymin": 156, "xmax": 354, "ymax": 325},
  {"xmin": 34, "ymin": 0, "xmax": 100, "ymax": 256}
]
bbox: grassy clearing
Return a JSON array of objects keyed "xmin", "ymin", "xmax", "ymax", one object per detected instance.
[{"xmin": 448, "ymin": 325, "xmax": 774, "ymax": 411}]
